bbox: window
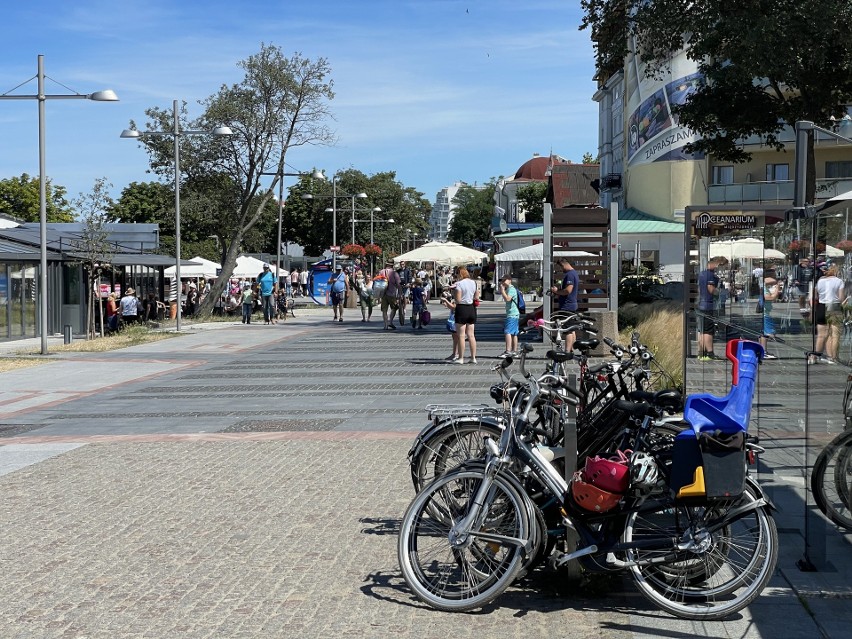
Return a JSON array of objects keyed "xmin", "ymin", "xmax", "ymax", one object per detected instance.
[
  {"xmin": 765, "ymin": 163, "xmax": 789, "ymax": 181},
  {"xmin": 826, "ymin": 161, "xmax": 852, "ymax": 179},
  {"xmin": 712, "ymin": 165, "xmax": 734, "ymax": 185}
]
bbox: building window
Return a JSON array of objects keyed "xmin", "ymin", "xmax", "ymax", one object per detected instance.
[
  {"xmin": 826, "ymin": 161, "xmax": 852, "ymax": 179},
  {"xmin": 765, "ymin": 163, "xmax": 789, "ymax": 181},
  {"xmin": 711, "ymin": 165, "xmax": 734, "ymax": 185}
]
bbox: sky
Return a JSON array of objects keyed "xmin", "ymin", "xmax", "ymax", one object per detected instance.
[{"xmin": 0, "ymin": 0, "xmax": 598, "ymax": 208}]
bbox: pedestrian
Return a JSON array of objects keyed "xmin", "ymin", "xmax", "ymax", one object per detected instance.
[
  {"xmin": 759, "ymin": 275, "xmax": 780, "ymax": 359},
  {"xmin": 792, "ymin": 257, "xmax": 814, "ymax": 315},
  {"xmin": 378, "ymin": 260, "xmax": 401, "ymax": 330},
  {"xmin": 185, "ymin": 282, "xmax": 198, "ymax": 317},
  {"xmin": 241, "ymin": 283, "xmax": 254, "ymax": 324},
  {"xmin": 813, "ymin": 264, "xmax": 845, "ymax": 364},
  {"xmin": 329, "ymin": 264, "xmax": 349, "ymax": 322},
  {"xmin": 440, "ymin": 287, "xmax": 461, "ymax": 361},
  {"xmin": 300, "ymin": 267, "xmax": 309, "ymax": 297},
  {"xmin": 119, "ymin": 287, "xmax": 139, "ymax": 325},
  {"xmin": 257, "ymin": 263, "xmax": 276, "ymax": 324},
  {"xmin": 106, "ymin": 292, "xmax": 118, "ymax": 333},
  {"xmin": 397, "ymin": 262, "xmax": 412, "ymax": 326},
  {"xmin": 280, "ymin": 267, "xmax": 290, "ymax": 298},
  {"xmin": 550, "ymin": 257, "xmax": 580, "ymax": 352},
  {"xmin": 344, "ymin": 266, "xmax": 358, "ymax": 310},
  {"xmin": 410, "ymin": 278, "xmax": 425, "ymax": 329},
  {"xmin": 356, "ymin": 272, "xmax": 374, "ymax": 322},
  {"xmin": 144, "ymin": 292, "xmax": 160, "ymax": 323},
  {"xmin": 499, "ymin": 273, "xmax": 520, "ymax": 358},
  {"xmin": 695, "ymin": 258, "xmax": 721, "ymax": 361},
  {"xmin": 454, "ymin": 267, "xmax": 479, "ymax": 364}
]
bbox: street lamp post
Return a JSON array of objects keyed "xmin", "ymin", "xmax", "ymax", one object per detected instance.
[
  {"xmin": 350, "ymin": 207, "xmax": 393, "ymax": 275},
  {"xmin": 302, "ymin": 172, "xmax": 366, "ymax": 270},
  {"xmin": 121, "ymin": 100, "xmax": 232, "ymax": 332},
  {"xmin": 0, "ymin": 55, "xmax": 118, "ymax": 354},
  {"xmin": 259, "ymin": 169, "xmax": 324, "ymax": 292}
]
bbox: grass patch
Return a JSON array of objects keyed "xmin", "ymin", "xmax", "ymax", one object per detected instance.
[
  {"xmin": 619, "ymin": 301, "xmax": 684, "ymax": 389},
  {"xmin": 0, "ymin": 358, "xmax": 52, "ymax": 374},
  {"xmin": 18, "ymin": 325, "xmax": 178, "ymax": 355}
]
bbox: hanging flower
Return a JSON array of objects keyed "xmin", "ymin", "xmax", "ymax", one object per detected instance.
[
  {"xmin": 788, "ymin": 239, "xmax": 810, "ymax": 252},
  {"xmin": 341, "ymin": 243, "xmax": 366, "ymax": 258},
  {"xmin": 364, "ymin": 243, "xmax": 382, "ymax": 256},
  {"xmin": 835, "ymin": 239, "xmax": 852, "ymax": 252}
]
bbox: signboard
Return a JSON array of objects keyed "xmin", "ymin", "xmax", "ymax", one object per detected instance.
[
  {"xmin": 99, "ymin": 284, "xmax": 111, "ymax": 298},
  {"xmin": 330, "ymin": 246, "xmax": 340, "ymax": 253}
]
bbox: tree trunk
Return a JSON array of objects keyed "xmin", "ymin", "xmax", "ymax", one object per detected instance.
[{"xmin": 195, "ymin": 235, "xmax": 245, "ymax": 318}]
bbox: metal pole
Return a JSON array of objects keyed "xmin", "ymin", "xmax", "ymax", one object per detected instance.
[
  {"xmin": 332, "ymin": 176, "xmax": 337, "ymax": 270},
  {"xmin": 277, "ymin": 174, "xmax": 284, "ymax": 294},
  {"xmin": 351, "ymin": 194, "xmax": 355, "ymax": 245},
  {"xmin": 37, "ymin": 55, "xmax": 48, "ymax": 354},
  {"xmin": 793, "ymin": 121, "xmax": 812, "ymax": 208},
  {"xmin": 173, "ymin": 99, "xmax": 182, "ymax": 332},
  {"xmin": 370, "ymin": 210, "xmax": 374, "ymax": 245}
]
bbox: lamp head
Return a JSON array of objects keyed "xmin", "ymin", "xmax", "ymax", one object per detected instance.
[
  {"xmin": 89, "ymin": 89, "xmax": 119, "ymax": 102},
  {"xmin": 388, "ymin": 218, "xmax": 395, "ymax": 223},
  {"xmin": 120, "ymin": 128, "xmax": 141, "ymax": 139},
  {"xmin": 212, "ymin": 126, "xmax": 233, "ymax": 136},
  {"xmin": 356, "ymin": 192, "xmax": 368, "ymax": 199},
  {"xmin": 372, "ymin": 207, "xmax": 382, "ymax": 213},
  {"xmin": 301, "ymin": 193, "xmax": 314, "ymax": 200},
  {"xmin": 311, "ymin": 170, "xmax": 326, "ymax": 180}
]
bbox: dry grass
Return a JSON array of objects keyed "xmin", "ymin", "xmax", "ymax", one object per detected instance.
[
  {"xmin": 619, "ymin": 301, "xmax": 684, "ymax": 389},
  {"xmin": 17, "ymin": 325, "xmax": 178, "ymax": 355},
  {"xmin": 0, "ymin": 358, "xmax": 52, "ymax": 374}
]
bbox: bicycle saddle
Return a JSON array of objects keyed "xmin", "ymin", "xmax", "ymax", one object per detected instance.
[
  {"xmin": 613, "ymin": 400, "xmax": 655, "ymax": 419},
  {"xmin": 546, "ymin": 350, "xmax": 574, "ymax": 363},
  {"xmin": 630, "ymin": 389, "xmax": 683, "ymax": 412},
  {"xmin": 574, "ymin": 338, "xmax": 600, "ymax": 352}
]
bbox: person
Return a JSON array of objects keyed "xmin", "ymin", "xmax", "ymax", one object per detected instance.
[
  {"xmin": 696, "ymin": 258, "xmax": 721, "ymax": 361},
  {"xmin": 550, "ymin": 257, "xmax": 580, "ymax": 351},
  {"xmin": 397, "ymin": 263, "xmax": 412, "ymax": 326},
  {"xmin": 106, "ymin": 293, "xmax": 118, "ymax": 333},
  {"xmin": 813, "ymin": 264, "xmax": 845, "ymax": 364},
  {"xmin": 454, "ymin": 267, "xmax": 479, "ymax": 364},
  {"xmin": 300, "ymin": 268, "xmax": 309, "ymax": 298},
  {"xmin": 410, "ymin": 278, "xmax": 425, "ymax": 329},
  {"xmin": 344, "ymin": 266, "xmax": 358, "ymax": 310},
  {"xmin": 423, "ymin": 272, "xmax": 432, "ymax": 304},
  {"xmin": 499, "ymin": 273, "xmax": 520, "ymax": 358},
  {"xmin": 329, "ymin": 264, "xmax": 349, "ymax": 322},
  {"xmin": 143, "ymin": 292, "xmax": 160, "ymax": 323},
  {"xmin": 378, "ymin": 260, "xmax": 401, "ymax": 330},
  {"xmin": 792, "ymin": 257, "xmax": 814, "ymax": 315},
  {"xmin": 119, "ymin": 287, "xmax": 139, "ymax": 325},
  {"xmin": 241, "ymin": 283, "xmax": 254, "ymax": 324},
  {"xmin": 440, "ymin": 287, "xmax": 461, "ymax": 361},
  {"xmin": 258, "ymin": 263, "xmax": 276, "ymax": 325},
  {"xmin": 356, "ymin": 272, "xmax": 374, "ymax": 322},
  {"xmin": 225, "ymin": 289, "xmax": 241, "ymax": 316},
  {"xmin": 168, "ymin": 279, "xmax": 179, "ymax": 320},
  {"xmin": 185, "ymin": 282, "xmax": 198, "ymax": 317},
  {"xmin": 759, "ymin": 275, "xmax": 780, "ymax": 359},
  {"xmin": 280, "ymin": 268, "xmax": 290, "ymax": 298}
]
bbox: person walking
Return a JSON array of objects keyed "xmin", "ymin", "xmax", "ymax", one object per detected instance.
[
  {"xmin": 813, "ymin": 264, "xmax": 845, "ymax": 364},
  {"xmin": 499, "ymin": 273, "xmax": 520, "ymax": 357},
  {"xmin": 410, "ymin": 278, "xmax": 425, "ymax": 329},
  {"xmin": 356, "ymin": 272, "xmax": 374, "ymax": 322},
  {"xmin": 300, "ymin": 268, "xmax": 309, "ymax": 297},
  {"xmin": 440, "ymin": 287, "xmax": 461, "ymax": 361},
  {"xmin": 329, "ymin": 264, "xmax": 349, "ymax": 322},
  {"xmin": 759, "ymin": 275, "xmax": 780, "ymax": 359},
  {"xmin": 378, "ymin": 260, "xmax": 401, "ymax": 330},
  {"xmin": 550, "ymin": 257, "xmax": 580, "ymax": 352},
  {"xmin": 241, "ymin": 283, "xmax": 254, "ymax": 324},
  {"xmin": 792, "ymin": 257, "xmax": 815, "ymax": 315},
  {"xmin": 185, "ymin": 282, "xmax": 198, "ymax": 317},
  {"xmin": 257, "ymin": 263, "xmax": 276, "ymax": 325},
  {"xmin": 454, "ymin": 267, "xmax": 479, "ymax": 364},
  {"xmin": 695, "ymin": 258, "xmax": 721, "ymax": 361}
]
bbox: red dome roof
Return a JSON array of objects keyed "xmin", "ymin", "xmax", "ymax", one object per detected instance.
[{"xmin": 514, "ymin": 156, "xmax": 550, "ymax": 181}]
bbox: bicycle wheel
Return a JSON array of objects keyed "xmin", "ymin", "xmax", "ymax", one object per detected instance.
[
  {"xmin": 623, "ymin": 484, "xmax": 778, "ymax": 620},
  {"xmin": 811, "ymin": 430, "xmax": 852, "ymax": 531},
  {"xmin": 410, "ymin": 419, "xmax": 503, "ymax": 492},
  {"xmin": 398, "ymin": 469, "xmax": 530, "ymax": 612}
]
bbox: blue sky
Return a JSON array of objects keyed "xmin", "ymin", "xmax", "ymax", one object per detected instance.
[{"xmin": 0, "ymin": 0, "xmax": 597, "ymax": 207}]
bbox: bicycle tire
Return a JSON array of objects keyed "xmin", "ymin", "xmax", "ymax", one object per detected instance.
[
  {"xmin": 398, "ymin": 469, "xmax": 530, "ymax": 612},
  {"xmin": 811, "ymin": 429, "xmax": 852, "ymax": 531},
  {"xmin": 624, "ymin": 483, "xmax": 778, "ymax": 620}
]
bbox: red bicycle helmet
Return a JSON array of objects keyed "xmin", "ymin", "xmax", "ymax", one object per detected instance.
[
  {"xmin": 583, "ymin": 451, "xmax": 630, "ymax": 494},
  {"xmin": 571, "ymin": 472, "xmax": 623, "ymax": 513}
]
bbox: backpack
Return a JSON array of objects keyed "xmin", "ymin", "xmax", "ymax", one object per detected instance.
[
  {"xmin": 515, "ymin": 290, "xmax": 526, "ymax": 313},
  {"xmin": 372, "ymin": 272, "xmax": 388, "ymax": 297}
]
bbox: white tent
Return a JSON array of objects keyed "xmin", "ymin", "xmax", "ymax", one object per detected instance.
[
  {"xmin": 824, "ymin": 244, "xmax": 844, "ymax": 257},
  {"xmin": 394, "ymin": 241, "xmax": 488, "ymax": 267},
  {"xmin": 494, "ymin": 244, "xmax": 597, "ymax": 278},
  {"xmin": 231, "ymin": 255, "xmax": 277, "ymax": 279},
  {"xmin": 709, "ymin": 238, "xmax": 785, "ymax": 261},
  {"xmin": 819, "ymin": 189, "xmax": 852, "ymax": 212},
  {"xmin": 165, "ymin": 256, "xmax": 221, "ymax": 279}
]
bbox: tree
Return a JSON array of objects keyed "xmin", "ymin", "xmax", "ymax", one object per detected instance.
[
  {"xmin": 515, "ymin": 182, "xmax": 548, "ymax": 224},
  {"xmin": 582, "ymin": 152, "xmax": 599, "ymax": 164},
  {"xmin": 581, "ymin": 0, "xmax": 852, "ymax": 203},
  {"xmin": 448, "ymin": 182, "xmax": 495, "ymax": 246},
  {"xmin": 130, "ymin": 44, "xmax": 336, "ymax": 315},
  {"xmin": 0, "ymin": 173, "xmax": 74, "ymax": 222},
  {"xmin": 71, "ymin": 178, "xmax": 115, "ymax": 339}
]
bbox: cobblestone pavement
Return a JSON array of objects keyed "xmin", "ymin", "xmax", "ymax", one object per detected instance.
[{"xmin": 0, "ymin": 302, "xmax": 845, "ymax": 638}]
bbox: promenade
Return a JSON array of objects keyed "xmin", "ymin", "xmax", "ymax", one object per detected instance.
[{"xmin": 0, "ymin": 301, "xmax": 849, "ymax": 638}]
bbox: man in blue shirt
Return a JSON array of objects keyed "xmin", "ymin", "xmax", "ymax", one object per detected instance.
[
  {"xmin": 697, "ymin": 258, "xmax": 721, "ymax": 360},
  {"xmin": 257, "ymin": 263, "xmax": 276, "ymax": 325},
  {"xmin": 550, "ymin": 258, "xmax": 580, "ymax": 351}
]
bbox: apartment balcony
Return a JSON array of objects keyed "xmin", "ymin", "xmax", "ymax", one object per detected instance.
[{"xmin": 708, "ymin": 178, "xmax": 852, "ymax": 205}]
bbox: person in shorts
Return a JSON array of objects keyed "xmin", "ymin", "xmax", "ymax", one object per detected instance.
[
  {"xmin": 759, "ymin": 275, "xmax": 780, "ymax": 359},
  {"xmin": 499, "ymin": 273, "xmax": 520, "ymax": 357},
  {"xmin": 453, "ymin": 267, "xmax": 479, "ymax": 364},
  {"xmin": 378, "ymin": 260, "xmax": 401, "ymax": 330},
  {"xmin": 697, "ymin": 258, "xmax": 721, "ymax": 361}
]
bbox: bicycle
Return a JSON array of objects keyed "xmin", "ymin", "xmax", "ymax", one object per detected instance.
[
  {"xmin": 810, "ymin": 372, "xmax": 852, "ymax": 530},
  {"xmin": 398, "ymin": 339, "xmax": 777, "ymax": 619}
]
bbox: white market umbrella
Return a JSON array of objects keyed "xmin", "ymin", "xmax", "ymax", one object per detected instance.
[
  {"xmin": 709, "ymin": 238, "xmax": 784, "ymax": 261},
  {"xmin": 394, "ymin": 241, "xmax": 488, "ymax": 267},
  {"xmin": 232, "ymin": 255, "xmax": 278, "ymax": 279},
  {"xmin": 165, "ymin": 256, "xmax": 221, "ymax": 279},
  {"xmin": 819, "ymin": 189, "xmax": 852, "ymax": 212},
  {"xmin": 494, "ymin": 244, "xmax": 597, "ymax": 278},
  {"xmin": 824, "ymin": 244, "xmax": 844, "ymax": 257}
]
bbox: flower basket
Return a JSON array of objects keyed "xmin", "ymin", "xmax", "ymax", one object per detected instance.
[
  {"xmin": 341, "ymin": 243, "xmax": 366, "ymax": 259},
  {"xmin": 364, "ymin": 243, "xmax": 382, "ymax": 257},
  {"xmin": 788, "ymin": 240, "xmax": 810, "ymax": 252},
  {"xmin": 836, "ymin": 240, "xmax": 852, "ymax": 253}
]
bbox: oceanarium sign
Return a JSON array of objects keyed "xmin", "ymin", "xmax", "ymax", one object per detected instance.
[{"xmin": 693, "ymin": 213, "xmax": 758, "ymax": 233}]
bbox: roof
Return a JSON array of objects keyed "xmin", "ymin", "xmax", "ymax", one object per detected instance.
[
  {"xmin": 494, "ymin": 208, "xmax": 684, "ymax": 240},
  {"xmin": 0, "ymin": 236, "xmax": 52, "ymax": 261}
]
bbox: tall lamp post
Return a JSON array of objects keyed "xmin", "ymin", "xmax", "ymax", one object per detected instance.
[
  {"xmin": 120, "ymin": 100, "xmax": 232, "ymax": 332},
  {"xmin": 0, "ymin": 55, "xmax": 118, "ymax": 354},
  {"xmin": 302, "ymin": 172, "xmax": 367, "ymax": 270},
  {"xmin": 259, "ymin": 168, "xmax": 324, "ymax": 291},
  {"xmin": 352, "ymin": 207, "xmax": 393, "ymax": 274}
]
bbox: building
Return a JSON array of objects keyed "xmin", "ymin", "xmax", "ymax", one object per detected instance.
[{"xmin": 428, "ymin": 181, "xmax": 482, "ymax": 242}]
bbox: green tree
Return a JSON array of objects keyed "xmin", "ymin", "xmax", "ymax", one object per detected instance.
[
  {"xmin": 448, "ymin": 182, "xmax": 495, "ymax": 246},
  {"xmin": 582, "ymin": 152, "xmax": 599, "ymax": 164},
  {"xmin": 0, "ymin": 173, "xmax": 74, "ymax": 222},
  {"xmin": 515, "ymin": 182, "xmax": 548, "ymax": 224},
  {"xmin": 128, "ymin": 44, "xmax": 335, "ymax": 315},
  {"xmin": 581, "ymin": 0, "xmax": 852, "ymax": 203}
]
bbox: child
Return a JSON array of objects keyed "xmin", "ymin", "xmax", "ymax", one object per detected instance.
[
  {"xmin": 410, "ymin": 278, "xmax": 425, "ymax": 329},
  {"xmin": 440, "ymin": 288, "xmax": 461, "ymax": 360},
  {"xmin": 499, "ymin": 273, "xmax": 520, "ymax": 358}
]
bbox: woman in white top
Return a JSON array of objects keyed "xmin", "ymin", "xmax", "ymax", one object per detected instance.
[
  {"xmin": 453, "ymin": 267, "xmax": 479, "ymax": 364},
  {"xmin": 813, "ymin": 264, "xmax": 845, "ymax": 363}
]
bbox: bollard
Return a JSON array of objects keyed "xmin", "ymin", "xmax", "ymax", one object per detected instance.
[{"xmin": 63, "ymin": 325, "xmax": 73, "ymax": 345}]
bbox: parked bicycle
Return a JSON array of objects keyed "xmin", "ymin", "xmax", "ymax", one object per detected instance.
[{"xmin": 810, "ymin": 372, "xmax": 852, "ymax": 530}]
